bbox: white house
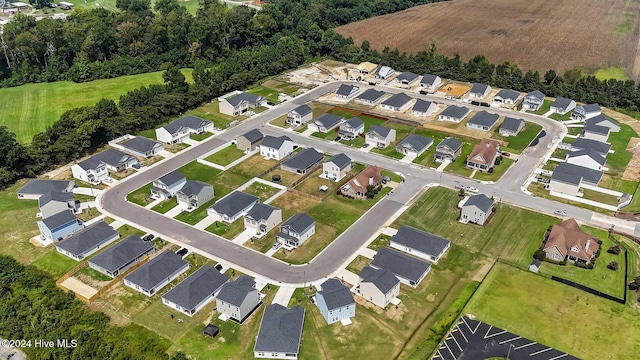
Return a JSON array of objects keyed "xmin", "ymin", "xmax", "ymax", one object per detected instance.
[
  {"xmin": 219, "ymin": 92, "xmax": 266, "ymax": 116},
  {"xmin": 335, "ymin": 84, "xmax": 360, "ymax": 100},
  {"xmin": 395, "ymin": 134, "xmax": 433, "ymax": 157},
  {"xmin": 459, "ymin": 194, "xmax": 494, "ymax": 225},
  {"xmin": 17, "ymin": 179, "xmax": 74, "ymax": 200},
  {"xmin": 380, "ymin": 92, "xmax": 413, "ymax": 112},
  {"xmin": 466, "ymin": 111, "xmax": 500, "ymax": 131},
  {"xmin": 151, "ymin": 170, "xmax": 186, "ymax": 199},
  {"xmin": 322, "ymin": 153, "xmax": 352, "ymax": 181},
  {"xmin": 71, "ymin": 149, "xmax": 137, "ymax": 185},
  {"xmin": 585, "ymin": 115, "xmax": 620, "ymax": 133},
  {"xmin": 468, "ymin": 83, "xmax": 491, "ymax": 99},
  {"xmin": 307, "ymin": 113, "xmax": 344, "ymax": 133},
  {"xmin": 581, "ymin": 122, "xmax": 611, "ymax": 142},
  {"xmin": 438, "ymin": 105, "xmax": 470, "ymax": 123},
  {"xmin": 493, "ymin": 89, "xmax": 520, "ymax": 105},
  {"xmin": 259, "ymin": 135, "xmax": 293, "ymax": 160},
  {"xmin": 499, "ymin": 117, "xmax": 525, "ymax": 136},
  {"xmin": 550, "ymin": 97, "xmax": 576, "ymax": 115},
  {"xmin": 549, "ymin": 162, "xmax": 603, "ymax": 196},
  {"xmin": 276, "ymin": 213, "xmax": 315, "ymax": 249},
  {"xmin": 254, "ymin": 304, "xmax": 305, "ymax": 360},
  {"xmin": 390, "ymin": 225, "xmax": 451, "ymax": 263},
  {"xmin": 522, "ymin": 90, "xmax": 545, "ymax": 111},
  {"xmin": 156, "ymin": 115, "xmax": 213, "ymax": 144},
  {"xmin": 355, "ymin": 266, "xmax": 400, "ymax": 309},
  {"xmin": 369, "ymin": 248, "xmax": 431, "ymax": 288},
  {"xmin": 208, "ymin": 191, "xmax": 259, "ymax": 223},
  {"xmin": 375, "ymin": 66, "xmax": 395, "ymax": 80},
  {"xmin": 419, "ymin": 74, "xmax": 442, "ymax": 91},
  {"xmin": 571, "ymin": 104, "xmax": 601, "ymax": 121},
  {"xmin": 55, "ymin": 221, "xmax": 119, "ymax": 261},
  {"xmin": 566, "ymin": 149, "xmax": 606, "ymax": 171},
  {"xmin": 120, "ymin": 137, "xmax": 164, "ymax": 158},
  {"xmin": 365, "ymin": 125, "xmax": 396, "ymax": 148},
  {"xmin": 412, "ymin": 99, "xmax": 437, "ymax": 117},
  {"xmin": 316, "ymin": 279, "xmax": 355, "ymax": 325},
  {"xmin": 338, "ymin": 117, "xmax": 365, "ymax": 140},
  {"xmin": 244, "ymin": 203, "xmax": 282, "ymax": 239},
  {"xmin": 162, "ymin": 266, "xmax": 229, "ymax": 316},
  {"xmin": 124, "ymin": 251, "xmax": 190, "ymax": 297},
  {"xmin": 392, "ymin": 72, "xmax": 420, "ymax": 87},
  {"xmin": 287, "ymin": 105, "xmax": 313, "ymax": 126},
  {"xmin": 355, "ymin": 89, "xmax": 386, "ymax": 106},
  {"xmin": 217, "ymin": 276, "xmax": 262, "ymax": 323}
]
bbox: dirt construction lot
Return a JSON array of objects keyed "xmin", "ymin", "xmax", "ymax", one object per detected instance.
[
  {"xmin": 438, "ymin": 83, "xmax": 470, "ymax": 98},
  {"xmin": 337, "ymin": 0, "xmax": 640, "ymax": 77}
]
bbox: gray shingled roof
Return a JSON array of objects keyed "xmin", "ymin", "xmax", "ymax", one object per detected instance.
[
  {"xmin": 40, "ymin": 210, "xmax": 78, "ymax": 229},
  {"xmin": 580, "ymin": 103, "xmax": 601, "ymax": 113},
  {"xmin": 551, "ymin": 97, "xmax": 574, "ymax": 110},
  {"xmin": 327, "ymin": 153, "xmax": 351, "ymax": 169},
  {"xmin": 56, "ymin": 221, "xmax": 118, "ymax": 256},
  {"xmin": 245, "ymin": 203, "xmax": 280, "ymax": 222},
  {"xmin": 254, "ymin": 304, "xmax": 305, "ymax": 354},
  {"xmin": 226, "ymin": 92, "xmax": 263, "ymax": 107},
  {"xmin": 157, "ymin": 171, "xmax": 185, "ymax": 187},
  {"xmin": 357, "ymin": 89, "xmax": 386, "ymax": 102},
  {"xmin": 437, "ymin": 137, "xmax": 462, "ymax": 152},
  {"xmin": 467, "ymin": 111, "xmax": 499, "ymax": 128},
  {"xmin": 568, "ymin": 149, "xmax": 606, "ymax": 166},
  {"xmin": 209, "ymin": 191, "xmax": 258, "ymax": 217},
  {"xmin": 440, "ymin": 105, "xmax": 469, "ymax": 119},
  {"xmin": 261, "ymin": 135, "xmax": 291, "ymax": 149},
  {"xmin": 124, "ymin": 251, "xmax": 189, "ymax": 290},
  {"xmin": 572, "ymin": 138, "xmax": 611, "ymax": 155},
  {"xmin": 39, "ymin": 191, "xmax": 74, "ymax": 207},
  {"xmin": 525, "ymin": 90, "xmax": 545, "ymax": 101},
  {"xmin": 463, "ymin": 194, "xmax": 494, "ymax": 213},
  {"xmin": 500, "ymin": 117, "xmax": 525, "ymax": 133},
  {"xmin": 367, "ymin": 124, "xmax": 392, "ymax": 138},
  {"xmin": 18, "ymin": 179, "xmax": 73, "ymax": 196},
  {"xmin": 552, "ymin": 162, "xmax": 603, "ymax": 185},
  {"xmin": 282, "ymin": 148, "xmax": 323, "ymax": 171},
  {"xmin": 421, "ymin": 74, "xmax": 439, "ymax": 86},
  {"xmin": 359, "ymin": 266, "xmax": 399, "ymax": 294},
  {"xmin": 584, "ymin": 122, "xmax": 610, "ymax": 136},
  {"xmin": 397, "ymin": 134, "xmax": 433, "ymax": 153},
  {"xmin": 77, "ymin": 149, "xmax": 134, "ymax": 170},
  {"xmin": 395, "ymin": 72, "xmax": 419, "ymax": 83},
  {"xmin": 391, "ymin": 225, "xmax": 450, "ymax": 258},
  {"xmin": 413, "ymin": 99, "xmax": 435, "ymax": 113},
  {"xmin": 318, "ymin": 279, "xmax": 354, "ymax": 310},
  {"xmin": 336, "ymin": 84, "xmax": 358, "ymax": 96},
  {"xmin": 292, "ymin": 104, "xmax": 312, "ymax": 117},
  {"xmin": 343, "ymin": 117, "xmax": 364, "ymax": 129},
  {"xmin": 585, "ymin": 115, "xmax": 618, "ymax": 129},
  {"xmin": 240, "ymin": 129, "xmax": 264, "ymax": 143},
  {"xmin": 89, "ymin": 235, "xmax": 154, "ymax": 272},
  {"xmin": 494, "ymin": 89, "xmax": 520, "ymax": 101},
  {"xmin": 216, "ymin": 275, "xmax": 256, "ymax": 306},
  {"xmin": 121, "ymin": 137, "xmax": 162, "ymax": 153},
  {"xmin": 312, "ymin": 113, "xmax": 343, "ymax": 129},
  {"xmin": 162, "ymin": 266, "xmax": 229, "ymax": 310},
  {"xmin": 281, "ymin": 213, "xmax": 314, "ymax": 234},
  {"xmin": 370, "ymin": 248, "xmax": 431, "ymax": 283},
  {"xmin": 177, "ymin": 180, "xmax": 211, "ymax": 197},
  {"xmin": 164, "ymin": 115, "xmax": 212, "ymax": 134},
  {"xmin": 470, "ymin": 83, "xmax": 490, "ymax": 95},
  {"xmin": 382, "ymin": 92, "xmax": 412, "ymax": 108}
]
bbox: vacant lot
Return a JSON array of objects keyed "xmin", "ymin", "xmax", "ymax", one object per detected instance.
[
  {"xmin": 465, "ymin": 263, "xmax": 640, "ymax": 359},
  {"xmin": 336, "ymin": 0, "xmax": 639, "ymax": 78},
  {"xmin": 203, "ymin": 145, "xmax": 245, "ymax": 166}
]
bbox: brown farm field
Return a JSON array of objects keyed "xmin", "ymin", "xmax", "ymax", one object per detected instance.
[{"xmin": 336, "ymin": 0, "xmax": 640, "ymax": 78}]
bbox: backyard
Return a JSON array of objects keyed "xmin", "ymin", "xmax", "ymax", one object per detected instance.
[
  {"xmin": 203, "ymin": 145, "xmax": 245, "ymax": 166},
  {"xmin": 31, "ymin": 250, "xmax": 79, "ymax": 279},
  {"xmin": 242, "ymin": 181, "xmax": 281, "ymax": 202},
  {"xmin": 293, "ymin": 168, "xmax": 344, "ymax": 197}
]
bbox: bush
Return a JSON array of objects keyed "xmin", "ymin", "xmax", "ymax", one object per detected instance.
[
  {"xmin": 559, "ymin": 260, "xmax": 567, "ymax": 266},
  {"xmin": 608, "ymin": 261, "xmax": 619, "ymax": 271},
  {"xmin": 533, "ymin": 249, "xmax": 546, "ymax": 260},
  {"xmin": 574, "ymin": 261, "xmax": 588, "ymax": 269},
  {"xmin": 488, "ymin": 167, "xmax": 494, "ymax": 173},
  {"xmin": 608, "ymin": 245, "xmax": 621, "ymax": 255},
  {"xmin": 494, "ymin": 157, "xmax": 502, "ymax": 165}
]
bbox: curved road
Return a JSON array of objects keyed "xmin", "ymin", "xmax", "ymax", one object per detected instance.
[{"xmin": 99, "ymin": 81, "xmax": 635, "ymax": 285}]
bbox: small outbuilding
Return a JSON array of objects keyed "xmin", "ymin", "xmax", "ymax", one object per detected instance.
[{"xmin": 203, "ymin": 324, "xmax": 220, "ymax": 339}]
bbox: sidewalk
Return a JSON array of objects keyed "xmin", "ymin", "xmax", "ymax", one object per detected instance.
[
  {"xmin": 272, "ymin": 286, "xmax": 296, "ymax": 306},
  {"xmin": 145, "ymin": 198, "xmax": 163, "ymax": 209},
  {"xmin": 358, "ymin": 247, "xmax": 377, "ymax": 259},
  {"xmin": 194, "ymin": 214, "xmax": 219, "ymax": 230},
  {"xmin": 231, "ymin": 229, "xmax": 255, "ymax": 245},
  {"xmin": 73, "ymin": 187, "xmax": 103, "ymax": 196},
  {"xmin": 163, "ymin": 206, "xmax": 183, "ymax": 218}
]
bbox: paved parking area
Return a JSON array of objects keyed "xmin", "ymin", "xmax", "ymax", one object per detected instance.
[{"xmin": 432, "ymin": 316, "xmax": 579, "ymax": 360}]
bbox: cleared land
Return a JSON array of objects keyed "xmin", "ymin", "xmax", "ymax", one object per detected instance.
[
  {"xmin": 336, "ymin": 0, "xmax": 639, "ymax": 78},
  {"xmin": 465, "ymin": 263, "xmax": 640, "ymax": 359},
  {"xmin": 1, "ymin": 69, "xmax": 193, "ymax": 143}
]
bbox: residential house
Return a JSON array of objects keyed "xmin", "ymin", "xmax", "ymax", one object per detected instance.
[
  {"xmin": 369, "ymin": 248, "xmax": 431, "ymax": 287},
  {"xmin": 236, "ymin": 129, "xmax": 264, "ymax": 152},
  {"xmin": 355, "ymin": 266, "xmax": 400, "ymax": 309},
  {"xmin": 460, "ymin": 194, "xmax": 495, "ymax": 225},
  {"xmin": 316, "ymin": 279, "xmax": 355, "ymax": 325},
  {"xmin": 469, "ymin": 83, "xmax": 491, "ymax": 99},
  {"xmin": 260, "ymin": 136, "xmax": 294, "ymax": 160},
  {"xmin": 392, "ymin": 72, "xmax": 420, "ymax": 86},
  {"xmin": 543, "ymin": 218, "xmax": 600, "ymax": 264},
  {"xmin": 549, "ymin": 162, "xmax": 603, "ymax": 196},
  {"xmin": 244, "ymin": 203, "xmax": 282, "ymax": 238},
  {"xmin": 338, "ymin": 117, "xmax": 364, "ymax": 140},
  {"xmin": 307, "ymin": 113, "xmax": 343, "ymax": 133},
  {"xmin": 352, "ymin": 62, "xmax": 378, "ymax": 77},
  {"xmin": 493, "ymin": 89, "xmax": 520, "ymax": 104},
  {"xmin": 434, "ymin": 137, "xmax": 463, "ymax": 162},
  {"xmin": 355, "ymin": 89, "xmax": 386, "ymax": 106},
  {"xmin": 286, "ymin": 105, "xmax": 313, "ymax": 126},
  {"xmin": 438, "ymin": 105, "xmax": 470, "ymax": 123},
  {"xmin": 276, "ymin": 213, "xmax": 315, "ymax": 248},
  {"xmin": 571, "ymin": 104, "xmax": 601, "ymax": 121},
  {"xmin": 37, "ymin": 211, "xmax": 84, "ymax": 242},
  {"xmin": 151, "ymin": 170, "xmax": 186, "ymax": 199},
  {"xmin": 465, "ymin": 139, "xmax": 500, "ymax": 172},
  {"xmin": 499, "ymin": 117, "xmax": 525, "ymax": 136},
  {"xmin": 365, "ymin": 125, "xmax": 396, "ymax": 148},
  {"xmin": 566, "ymin": 149, "xmax": 606, "ymax": 171},
  {"xmin": 412, "ymin": 99, "xmax": 437, "ymax": 117},
  {"xmin": 124, "ymin": 251, "xmax": 190, "ymax": 296},
  {"xmin": 281, "ymin": 148, "xmax": 324, "ymax": 174},
  {"xmin": 219, "ymin": 92, "xmax": 266, "ymax": 116},
  {"xmin": 39, "ymin": 191, "xmax": 78, "ymax": 218},
  {"xmin": 72, "ymin": 149, "xmax": 137, "ymax": 185},
  {"xmin": 88, "ymin": 235, "xmax": 155, "ymax": 278},
  {"xmin": 375, "ymin": 66, "xmax": 395, "ymax": 80},
  {"xmin": 419, "ymin": 74, "xmax": 442, "ymax": 91},
  {"xmin": 571, "ymin": 138, "xmax": 612, "ymax": 157},
  {"xmin": 120, "ymin": 137, "xmax": 164, "ymax": 158},
  {"xmin": 390, "ymin": 225, "xmax": 451, "ymax": 263},
  {"xmin": 322, "ymin": 153, "xmax": 352, "ymax": 181},
  {"xmin": 341, "ymin": 165, "xmax": 382, "ymax": 199},
  {"xmin": 550, "ymin": 97, "xmax": 576, "ymax": 114},
  {"xmin": 585, "ymin": 115, "xmax": 620, "ymax": 133},
  {"xmin": 156, "ymin": 115, "xmax": 213, "ymax": 144},
  {"xmin": 335, "ymin": 84, "xmax": 360, "ymax": 100},
  {"xmin": 162, "ymin": 266, "xmax": 229, "ymax": 316},
  {"xmin": 529, "ymin": 259, "xmax": 542, "ymax": 273},
  {"xmin": 176, "ymin": 180, "xmax": 215, "ymax": 211},
  {"xmin": 380, "ymin": 92, "xmax": 413, "ymax": 112},
  {"xmin": 466, "ymin": 111, "xmax": 500, "ymax": 131},
  {"xmin": 17, "ymin": 179, "xmax": 74, "ymax": 200},
  {"xmin": 55, "ymin": 221, "xmax": 119, "ymax": 261},
  {"xmin": 581, "ymin": 122, "xmax": 611, "ymax": 142},
  {"xmin": 522, "ymin": 90, "xmax": 545, "ymax": 111},
  {"xmin": 207, "ymin": 191, "xmax": 259, "ymax": 223},
  {"xmin": 254, "ymin": 304, "xmax": 305, "ymax": 360},
  {"xmin": 396, "ymin": 134, "xmax": 433, "ymax": 157},
  {"xmin": 217, "ymin": 275, "xmax": 261, "ymax": 323}
]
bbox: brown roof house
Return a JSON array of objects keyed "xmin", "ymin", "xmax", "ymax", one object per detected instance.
[
  {"xmin": 465, "ymin": 139, "xmax": 500, "ymax": 172},
  {"xmin": 340, "ymin": 166, "xmax": 382, "ymax": 200},
  {"xmin": 543, "ymin": 218, "xmax": 600, "ymax": 264}
]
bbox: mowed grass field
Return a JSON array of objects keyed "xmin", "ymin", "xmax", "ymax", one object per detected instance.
[
  {"xmin": 336, "ymin": 0, "xmax": 638, "ymax": 77},
  {"xmin": 1, "ymin": 69, "xmax": 193, "ymax": 143},
  {"xmin": 465, "ymin": 263, "xmax": 640, "ymax": 359}
]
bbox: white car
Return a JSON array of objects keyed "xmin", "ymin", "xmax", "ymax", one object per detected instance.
[
  {"xmin": 466, "ymin": 186, "xmax": 479, "ymax": 193},
  {"xmin": 455, "ymin": 183, "xmax": 466, "ymax": 190},
  {"xmin": 554, "ymin": 210, "xmax": 567, "ymax": 216}
]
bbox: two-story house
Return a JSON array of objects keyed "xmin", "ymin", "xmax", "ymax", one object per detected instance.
[
  {"xmin": 39, "ymin": 191, "xmax": 78, "ymax": 218},
  {"xmin": 208, "ymin": 191, "xmax": 259, "ymax": 223},
  {"xmin": 434, "ymin": 137, "xmax": 463, "ymax": 162},
  {"xmin": 571, "ymin": 104, "xmax": 601, "ymax": 121},
  {"xmin": 71, "ymin": 149, "xmax": 137, "ymax": 185},
  {"xmin": 219, "ymin": 92, "xmax": 266, "ymax": 116},
  {"xmin": 236, "ymin": 129, "xmax": 264, "ymax": 152},
  {"xmin": 465, "ymin": 138, "xmax": 500, "ymax": 172},
  {"xmin": 37, "ymin": 211, "xmax": 84, "ymax": 242},
  {"xmin": 338, "ymin": 117, "xmax": 365, "ymax": 140},
  {"xmin": 286, "ymin": 105, "xmax": 313, "ymax": 126},
  {"xmin": 522, "ymin": 90, "xmax": 545, "ymax": 111},
  {"xmin": 244, "ymin": 203, "xmax": 282, "ymax": 239},
  {"xmin": 276, "ymin": 213, "xmax": 315, "ymax": 249},
  {"xmin": 217, "ymin": 275, "xmax": 262, "ymax": 323},
  {"xmin": 322, "ymin": 153, "xmax": 352, "ymax": 181},
  {"xmin": 176, "ymin": 180, "xmax": 214, "ymax": 211},
  {"xmin": 316, "ymin": 279, "xmax": 355, "ymax": 325},
  {"xmin": 365, "ymin": 125, "xmax": 396, "ymax": 148},
  {"xmin": 259, "ymin": 136, "xmax": 293, "ymax": 160},
  {"xmin": 151, "ymin": 170, "xmax": 187, "ymax": 199},
  {"xmin": 355, "ymin": 266, "xmax": 400, "ymax": 309},
  {"xmin": 156, "ymin": 115, "xmax": 213, "ymax": 144}
]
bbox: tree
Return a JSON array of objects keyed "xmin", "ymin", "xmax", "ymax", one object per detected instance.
[
  {"xmin": 533, "ymin": 249, "xmax": 546, "ymax": 260},
  {"xmin": 608, "ymin": 261, "xmax": 619, "ymax": 271},
  {"xmin": 29, "ymin": 0, "xmax": 52, "ymax": 10},
  {"xmin": 365, "ymin": 184, "xmax": 375, "ymax": 198},
  {"xmin": 607, "ymin": 245, "xmax": 621, "ymax": 255}
]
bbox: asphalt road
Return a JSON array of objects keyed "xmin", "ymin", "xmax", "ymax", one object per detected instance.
[{"xmin": 99, "ymin": 80, "xmax": 633, "ymax": 285}]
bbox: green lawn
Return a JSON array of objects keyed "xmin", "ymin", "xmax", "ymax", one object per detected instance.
[
  {"xmin": 263, "ymin": 79, "xmax": 300, "ymax": 95},
  {"xmin": 371, "ymin": 145, "xmax": 405, "ymax": 159},
  {"xmin": 293, "ymin": 168, "xmax": 342, "ymax": 197},
  {"xmin": 247, "ymin": 85, "xmax": 280, "ymax": 103},
  {"xmin": 179, "ymin": 161, "xmax": 222, "ymax": 184},
  {"xmin": 242, "ymin": 181, "xmax": 281, "ymax": 202},
  {"xmin": 527, "ymin": 99, "xmax": 552, "ymax": 115},
  {"xmin": 599, "ymin": 174, "xmax": 638, "ymax": 194},
  {"xmin": 581, "ymin": 189, "xmax": 621, "ymax": 206},
  {"xmin": 126, "ymin": 183, "xmax": 153, "ymax": 206},
  {"xmin": 151, "ymin": 197, "xmax": 179, "ymax": 214},
  {"xmin": 174, "ymin": 199, "xmax": 216, "ymax": 225},
  {"xmin": 203, "ymin": 145, "xmax": 245, "ymax": 166},
  {"xmin": 465, "ymin": 263, "xmax": 640, "ymax": 360},
  {"xmin": 383, "ymin": 121, "xmax": 415, "ymax": 142},
  {"xmin": 381, "ymin": 169, "xmax": 403, "ymax": 183},
  {"xmin": 549, "ymin": 111, "xmax": 573, "ymax": 121},
  {"xmin": 473, "ymin": 158, "xmax": 515, "ymax": 182},
  {"xmin": 594, "ymin": 67, "xmax": 630, "ymax": 81},
  {"xmin": 607, "ymin": 123, "xmax": 637, "ymax": 176},
  {"xmin": 77, "ymin": 265, "xmax": 112, "ymax": 282},
  {"xmin": 345, "ymin": 255, "xmax": 370, "ymax": 274},
  {"xmin": 133, "ymin": 298, "xmax": 214, "ymax": 343},
  {"xmin": 185, "ymin": 100, "xmax": 243, "ymax": 130},
  {"xmin": 528, "ymin": 182, "xmax": 614, "ymax": 215},
  {"xmin": 623, "ymin": 183, "xmax": 640, "ymax": 212},
  {"xmin": 205, "ymin": 219, "xmax": 246, "ymax": 240},
  {"xmin": 31, "ymin": 250, "xmax": 79, "ymax": 279},
  {"xmin": 190, "ymin": 132, "xmax": 213, "ymax": 141},
  {"xmin": 393, "ymin": 187, "xmax": 558, "ymax": 268},
  {"xmin": 412, "ymin": 128, "xmax": 474, "ymax": 169},
  {"xmin": 311, "ymin": 131, "xmax": 337, "ymax": 140},
  {"xmin": 0, "ymin": 69, "xmax": 192, "ymax": 143},
  {"xmin": 446, "ymin": 145, "xmax": 474, "ymax": 177},
  {"xmin": 492, "ymin": 123, "xmax": 542, "ymax": 153},
  {"xmin": 368, "ymin": 234, "xmax": 391, "ymax": 251}
]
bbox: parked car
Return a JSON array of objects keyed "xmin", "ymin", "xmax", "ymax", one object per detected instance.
[
  {"xmin": 215, "ymin": 264, "xmax": 223, "ymax": 271},
  {"xmin": 537, "ymin": 177, "xmax": 550, "ymax": 184},
  {"xmin": 554, "ymin": 210, "xmax": 567, "ymax": 216},
  {"xmin": 501, "ymin": 152, "xmax": 511, "ymax": 157},
  {"xmin": 334, "ymin": 136, "xmax": 342, "ymax": 142},
  {"xmin": 466, "ymin": 186, "xmax": 479, "ymax": 193},
  {"xmin": 176, "ymin": 248, "xmax": 189, "ymax": 257},
  {"xmin": 362, "ymin": 143, "xmax": 370, "ymax": 148},
  {"xmin": 382, "ymin": 175, "xmax": 391, "ymax": 183},
  {"xmin": 267, "ymin": 101, "xmax": 276, "ymax": 106},
  {"xmin": 272, "ymin": 242, "xmax": 282, "ymax": 250},
  {"xmin": 455, "ymin": 183, "xmax": 466, "ymax": 190},
  {"xmin": 142, "ymin": 234, "xmax": 155, "ymax": 241}
]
